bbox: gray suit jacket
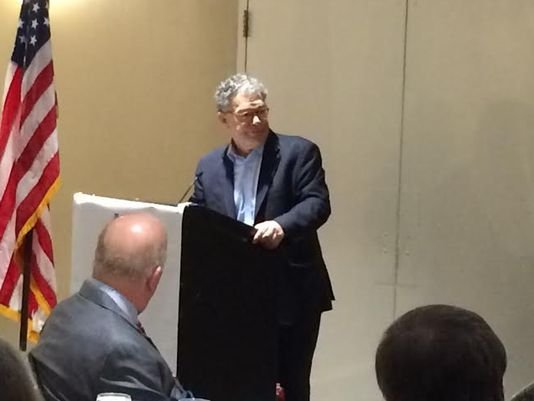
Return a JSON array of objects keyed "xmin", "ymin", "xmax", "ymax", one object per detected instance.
[{"xmin": 29, "ymin": 279, "xmax": 183, "ymax": 401}]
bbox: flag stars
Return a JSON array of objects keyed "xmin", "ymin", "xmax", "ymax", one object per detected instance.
[
  {"xmin": 18, "ymin": 19, "xmax": 24, "ymax": 29},
  {"xmin": 19, "ymin": 35, "xmax": 27, "ymax": 44},
  {"xmin": 44, "ymin": 17, "xmax": 49, "ymax": 26},
  {"xmin": 30, "ymin": 36, "xmax": 37, "ymax": 46},
  {"xmin": 32, "ymin": 3, "xmax": 40, "ymax": 13},
  {"xmin": 31, "ymin": 19, "xmax": 39, "ymax": 29}
]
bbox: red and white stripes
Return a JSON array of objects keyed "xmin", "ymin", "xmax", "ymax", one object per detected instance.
[{"xmin": 0, "ymin": 18, "xmax": 59, "ymax": 338}]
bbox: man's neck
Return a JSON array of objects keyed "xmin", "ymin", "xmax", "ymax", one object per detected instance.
[
  {"xmin": 91, "ymin": 277, "xmax": 140, "ymax": 320},
  {"xmin": 93, "ymin": 276, "xmax": 144, "ymax": 315},
  {"xmin": 230, "ymin": 140, "xmax": 256, "ymax": 157}
]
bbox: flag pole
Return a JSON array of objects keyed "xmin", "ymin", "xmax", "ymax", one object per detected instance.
[{"xmin": 19, "ymin": 230, "xmax": 33, "ymax": 351}]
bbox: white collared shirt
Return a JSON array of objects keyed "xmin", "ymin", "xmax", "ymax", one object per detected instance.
[
  {"xmin": 90, "ymin": 278, "xmax": 138, "ymax": 325},
  {"xmin": 227, "ymin": 143, "xmax": 264, "ymax": 226}
]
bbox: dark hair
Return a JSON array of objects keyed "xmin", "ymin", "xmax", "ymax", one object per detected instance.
[
  {"xmin": 375, "ymin": 305, "xmax": 506, "ymax": 401},
  {"xmin": 0, "ymin": 338, "xmax": 42, "ymax": 401}
]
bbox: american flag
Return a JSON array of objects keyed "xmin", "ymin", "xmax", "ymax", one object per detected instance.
[{"xmin": 0, "ymin": 0, "xmax": 59, "ymax": 339}]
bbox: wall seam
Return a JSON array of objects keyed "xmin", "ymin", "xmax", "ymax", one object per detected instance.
[{"xmin": 393, "ymin": 0, "xmax": 410, "ymax": 320}]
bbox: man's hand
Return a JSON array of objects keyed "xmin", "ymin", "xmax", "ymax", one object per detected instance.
[{"xmin": 253, "ymin": 220, "xmax": 285, "ymax": 250}]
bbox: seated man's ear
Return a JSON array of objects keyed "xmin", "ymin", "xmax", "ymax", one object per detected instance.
[{"xmin": 147, "ymin": 265, "xmax": 163, "ymax": 293}]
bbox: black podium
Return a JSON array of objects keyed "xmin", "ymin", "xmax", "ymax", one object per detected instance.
[{"xmin": 177, "ymin": 205, "xmax": 279, "ymax": 401}]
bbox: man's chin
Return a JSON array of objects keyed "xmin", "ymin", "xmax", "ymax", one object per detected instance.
[{"xmin": 248, "ymin": 129, "xmax": 269, "ymax": 139}]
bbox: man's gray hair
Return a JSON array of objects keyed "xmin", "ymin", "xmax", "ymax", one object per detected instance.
[
  {"xmin": 214, "ymin": 73, "xmax": 268, "ymax": 112},
  {"xmin": 93, "ymin": 222, "xmax": 167, "ymax": 280}
]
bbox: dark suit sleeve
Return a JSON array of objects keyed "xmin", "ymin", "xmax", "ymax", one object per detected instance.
[
  {"xmin": 97, "ymin": 341, "xmax": 183, "ymax": 401},
  {"xmin": 189, "ymin": 163, "xmax": 205, "ymax": 206},
  {"xmin": 274, "ymin": 141, "xmax": 331, "ymax": 237}
]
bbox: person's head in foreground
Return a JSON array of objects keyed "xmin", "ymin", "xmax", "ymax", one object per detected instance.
[{"xmin": 375, "ymin": 304, "xmax": 506, "ymax": 401}]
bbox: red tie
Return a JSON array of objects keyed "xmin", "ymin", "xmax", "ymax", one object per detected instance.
[
  {"xmin": 137, "ymin": 320, "xmax": 146, "ymax": 335},
  {"xmin": 137, "ymin": 320, "xmax": 157, "ymax": 349}
]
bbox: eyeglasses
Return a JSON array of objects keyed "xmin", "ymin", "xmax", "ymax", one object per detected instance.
[{"xmin": 229, "ymin": 107, "xmax": 270, "ymax": 123}]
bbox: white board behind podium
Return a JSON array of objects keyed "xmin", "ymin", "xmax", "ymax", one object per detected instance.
[{"xmin": 71, "ymin": 192, "xmax": 185, "ymax": 374}]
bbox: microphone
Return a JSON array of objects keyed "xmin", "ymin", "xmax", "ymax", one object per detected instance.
[{"xmin": 177, "ymin": 172, "xmax": 202, "ymax": 204}]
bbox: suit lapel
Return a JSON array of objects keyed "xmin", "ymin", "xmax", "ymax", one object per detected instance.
[
  {"xmin": 255, "ymin": 132, "xmax": 280, "ymax": 217},
  {"xmin": 79, "ymin": 279, "xmax": 138, "ymax": 331},
  {"xmin": 79, "ymin": 280, "xmax": 160, "ymax": 350},
  {"xmin": 80, "ymin": 280, "xmax": 161, "ymax": 349}
]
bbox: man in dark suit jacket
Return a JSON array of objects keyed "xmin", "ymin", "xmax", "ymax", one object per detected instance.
[
  {"xmin": 29, "ymin": 213, "xmax": 186, "ymax": 401},
  {"xmin": 190, "ymin": 73, "xmax": 334, "ymax": 401}
]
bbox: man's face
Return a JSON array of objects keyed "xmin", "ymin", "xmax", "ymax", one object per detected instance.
[{"xmin": 219, "ymin": 91, "xmax": 270, "ymax": 153}]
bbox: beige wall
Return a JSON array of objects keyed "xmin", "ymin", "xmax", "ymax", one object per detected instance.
[
  {"xmin": 0, "ymin": 0, "xmax": 238, "ymax": 345},
  {"xmin": 399, "ymin": 0, "xmax": 534, "ymax": 396},
  {"xmin": 241, "ymin": 0, "xmax": 534, "ymax": 400},
  {"xmin": 240, "ymin": 1, "xmax": 406, "ymax": 399}
]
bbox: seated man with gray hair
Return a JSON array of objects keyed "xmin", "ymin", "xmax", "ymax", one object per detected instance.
[
  {"xmin": 375, "ymin": 304, "xmax": 507, "ymax": 401},
  {"xmin": 30, "ymin": 213, "xmax": 186, "ymax": 401}
]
